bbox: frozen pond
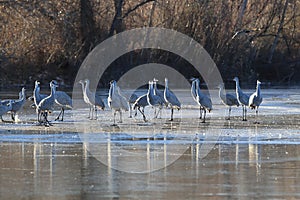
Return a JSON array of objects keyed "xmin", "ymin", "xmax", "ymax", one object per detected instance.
[{"xmin": 0, "ymin": 89, "xmax": 300, "ymax": 199}]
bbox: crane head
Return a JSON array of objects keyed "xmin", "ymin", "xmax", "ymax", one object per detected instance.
[
  {"xmin": 233, "ymin": 77, "xmax": 239, "ymax": 82},
  {"xmin": 50, "ymin": 80, "xmax": 59, "ymax": 88},
  {"xmin": 257, "ymin": 80, "xmax": 261, "ymax": 85},
  {"xmin": 35, "ymin": 80, "xmax": 40, "ymax": 86},
  {"xmin": 216, "ymin": 83, "xmax": 224, "ymax": 89}
]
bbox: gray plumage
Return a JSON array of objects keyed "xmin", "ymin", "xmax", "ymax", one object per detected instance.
[
  {"xmin": 153, "ymin": 78, "xmax": 167, "ymax": 106},
  {"xmin": 190, "ymin": 78, "xmax": 203, "ymax": 119},
  {"xmin": 218, "ymin": 83, "xmax": 239, "ymax": 120},
  {"xmin": 132, "ymin": 94, "xmax": 148, "ymax": 122},
  {"xmin": 164, "ymin": 78, "xmax": 181, "ymax": 121},
  {"xmin": 10, "ymin": 87, "xmax": 26, "ymax": 121},
  {"xmin": 147, "ymin": 81, "xmax": 164, "ymax": 119},
  {"xmin": 128, "ymin": 93, "xmax": 138, "ymax": 118},
  {"xmin": 249, "ymin": 80, "xmax": 263, "ymax": 123},
  {"xmin": 117, "ymin": 88, "xmax": 138, "ymax": 118},
  {"xmin": 192, "ymin": 78, "xmax": 212, "ymax": 123},
  {"xmin": 54, "ymin": 91, "xmax": 73, "ymax": 121},
  {"xmin": 79, "ymin": 79, "xmax": 105, "ymax": 120},
  {"xmin": 0, "ymin": 100, "xmax": 13, "ymax": 122},
  {"xmin": 108, "ymin": 80, "xmax": 129, "ymax": 125},
  {"xmin": 36, "ymin": 80, "xmax": 58, "ymax": 126},
  {"xmin": 233, "ymin": 77, "xmax": 250, "ymax": 121},
  {"xmin": 33, "ymin": 80, "xmax": 47, "ymax": 107}
]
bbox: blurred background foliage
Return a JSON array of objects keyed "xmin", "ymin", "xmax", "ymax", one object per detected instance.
[{"xmin": 0, "ymin": 0, "xmax": 299, "ymax": 88}]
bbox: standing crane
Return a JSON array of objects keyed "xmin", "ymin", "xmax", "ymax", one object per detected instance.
[
  {"xmin": 132, "ymin": 94, "xmax": 148, "ymax": 122},
  {"xmin": 10, "ymin": 87, "xmax": 26, "ymax": 122},
  {"xmin": 79, "ymin": 79, "xmax": 105, "ymax": 120},
  {"xmin": 191, "ymin": 78, "xmax": 212, "ymax": 123},
  {"xmin": 147, "ymin": 81, "xmax": 164, "ymax": 119},
  {"xmin": 33, "ymin": 81, "xmax": 47, "ymax": 108},
  {"xmin": 36, "ymin": 80, "xmax": 58, "ymax": 126},
  {"xmin": 249, "ymin": 80, "xmax": 263, "ymax": 124},
  {"xmin": 217, "ymin": 83, "xmax": 239, "ymax": 120},
  {"xmin": 108, "ymin": 80, "xmax": 129, "ymax": 125},
  {"xmin": 164, "ymin": 78, "xmax": 181, "ymax": 121},
  {"xmin": 233, "ymin": 77, "xmax": 250, "ymax": 121},
  {"xmin": 54, "ymin": 90, "xmax": 73, "ymax": 121}
]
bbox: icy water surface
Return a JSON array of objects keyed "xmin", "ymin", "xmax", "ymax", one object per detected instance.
[{"xmin": 0, "ymin": 89, "xmax": 300, "ymax": 199}]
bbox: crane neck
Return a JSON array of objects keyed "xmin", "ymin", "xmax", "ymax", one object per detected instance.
[
  {"xmin": 85, "ymin": 81, "xmax": 90, "ymax": 95},
  {"xmin": 191, "ymin": 80, "xmax": 196, "ymax": 98},
  {"xmin": 79, "ymin": 82, "xmax": 85, "ymax": 94},
  {"xmin": 256, "ymin": 83, "xmax": 261, "ymax": 96},
  {"xmin": 165, "ymin": 79, "xmax": 169, "ymax": 89},
  {"xmin": 148, "ymin": 82, "xmax": 154, "ymax": 97},
  {"xmin": 34, "ymin": 84, "xmax": 40, "ymax": 94},
  {"xmin": 109, "ymin": 82, "xmax": 114, "ymax": 98},
  {"xmin": 20, "ymin": 89, "xmax": 25, "ymax": 101},
  {"xmin": 234, "ymin": 80, "xmax": 242, "ymax": 94},
  {"xmin": 195, "ymin": 80, "xmax": 202, "ymax": 97},
  {"xmin": 50, "ymin": 85, "xmax": 56, "ymax": 97},
  {"xmin": 219, "ymin": 86, "xmax": 226, "ymax": 98}
]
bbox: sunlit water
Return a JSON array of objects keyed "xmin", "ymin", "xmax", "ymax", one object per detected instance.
[{"xmin": 0, "ymin": 89, "xmax": 300, "ymax": 199}]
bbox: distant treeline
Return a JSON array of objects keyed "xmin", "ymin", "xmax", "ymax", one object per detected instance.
[{"xmin": 0, "ymin": 0, "xmax": 299, "ymax": 87}]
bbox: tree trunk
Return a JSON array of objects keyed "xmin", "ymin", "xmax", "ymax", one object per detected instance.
[
  {"xmin": 268, "ymin": 0, "xmax": 289, "ymax": 63},
  {"xmin": 109, "ymin": 0, "xmax": 124, "ymax": 36},
  {"xmin": 80, "ymin": 0, "xmax": 96, "ymax": 56}
]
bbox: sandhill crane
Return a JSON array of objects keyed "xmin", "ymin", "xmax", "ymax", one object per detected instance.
[
  {"xmin": 108, "ymin": 80, "xmax": 129, "ymax": 125},
  {"xmin": 233, "ymin": 77, "xmax": 250, "ymax": 121},
  {"xmin": 191, "ymin": 78, "xmax": 212, "ymax": 123},
  {"xmin": 249, "ymin": 80, "xmax": 263, "ymax": 124},
  {"xmin": 191, "ymin": 78, "xmax": 204, "ymax": 119},
  {"xmin": 132, "ymin": 94, "xmax": 148, "ymax": 122},
  {"xmin": 164, "ymin": 78, "xmax": 181, "ymax": 121},
  {"xmin": 0, "ymin": 100, "xmax": 13, "ymax": 122},
  {"xmin": 79, "ymin": 79, "xmax": 105, "ymax": 120},
  {"xmin": 54, "ymin": 90, "xmax": 72, "ymax": 121},
  {"xmin": 147, "ymin": 81, "xmax": 164, "ymax": 119},
  {"xmin": 10, "ymin": 87, "xmax": 26, "ymax": 122},
  {"xmin": 78, "ymin": 80, "xmax": 91, "ymax": 117},
  {"xmin": 218, "ymin": 83, "xmax": 239, "ymax": 120},
  {"xmin": 153, "ymin": 78, "xmax": 167, "ymax": 106},
  {"xmin": 33, "ymin": 81, "xmax": 47, "ymax": 107},
  {"xmin": 36, "ymin": 80, "xmax": 58, "ymax": 126},
  {"xmin": 115, "ymin": 86, "xmax": 138, "ymax": 118}
]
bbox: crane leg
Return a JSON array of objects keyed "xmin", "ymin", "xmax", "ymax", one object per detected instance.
[
  {"xmin": 138, "ymin": 107, "xmax": 147, "ymax": 122},
  {"xmin": 88, "ymin": 107, "xmax": 91, "ymax": 119},
  {"xmin": 134, "ymin": 107, "xmax": 138, "ymax": 117},
  {"xmin": 55, "ymin": 108, "xmax": 64, "ymax": 121},
  {"xmin": 201, "ymin": 109, "xmax": 206, "ymax": 123},
  {"xmin": 95, "ymin": 106, "xmax": 97, "ymax": 120},
  {"xmin": 119, "ymin": 111, "xmax": 122, "ymax": 123},
  {"xmin": 61, "ymin": 108, "xmax": 64, "ymax": 121},
  {"xmin": 129, "ymin": 105, "xmax": 132, "ymax": 118},
  {"xmin": 169, "ymin": 108, "xmax": 174, "ymax": 121},
  {"xmin": 113, "ymin": 111, "xmax": 116, "ymax": 125},
  {"xmin": 227, "ymin": 107, "xmax": 231, "ymax": 120},
  {"xmin": 199, "ymin": 107, "xmax": 202, "ymax": 119},
  {"xmin": 11, "ymin": 112, "xmax": 15, "ymax": 122},
  {"xmin": 155, "ymin": 107, "xmax": 161, "ymax": 119},
  {"xmin": 254, "ymin": 108, "xmax": 260, "ymax": 124}
]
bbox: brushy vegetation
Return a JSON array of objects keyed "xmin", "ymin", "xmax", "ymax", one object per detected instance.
[{"xmin": 0, "ymin": 0, "xmax": 299, "ymax": 87}]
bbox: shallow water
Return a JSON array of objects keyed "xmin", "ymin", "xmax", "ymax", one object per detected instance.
[
  {"xmin": 0, "ymin": 89, "xmax": 300, "ymax": 199},
  {"xmin": 1, "ymin": 139, "xmax": 300, "ymax": 199}
]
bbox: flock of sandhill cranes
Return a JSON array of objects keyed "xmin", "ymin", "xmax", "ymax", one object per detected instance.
[{"xmin": 0, "ymin": 77, "xmax": 263, "ymax": 126}]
